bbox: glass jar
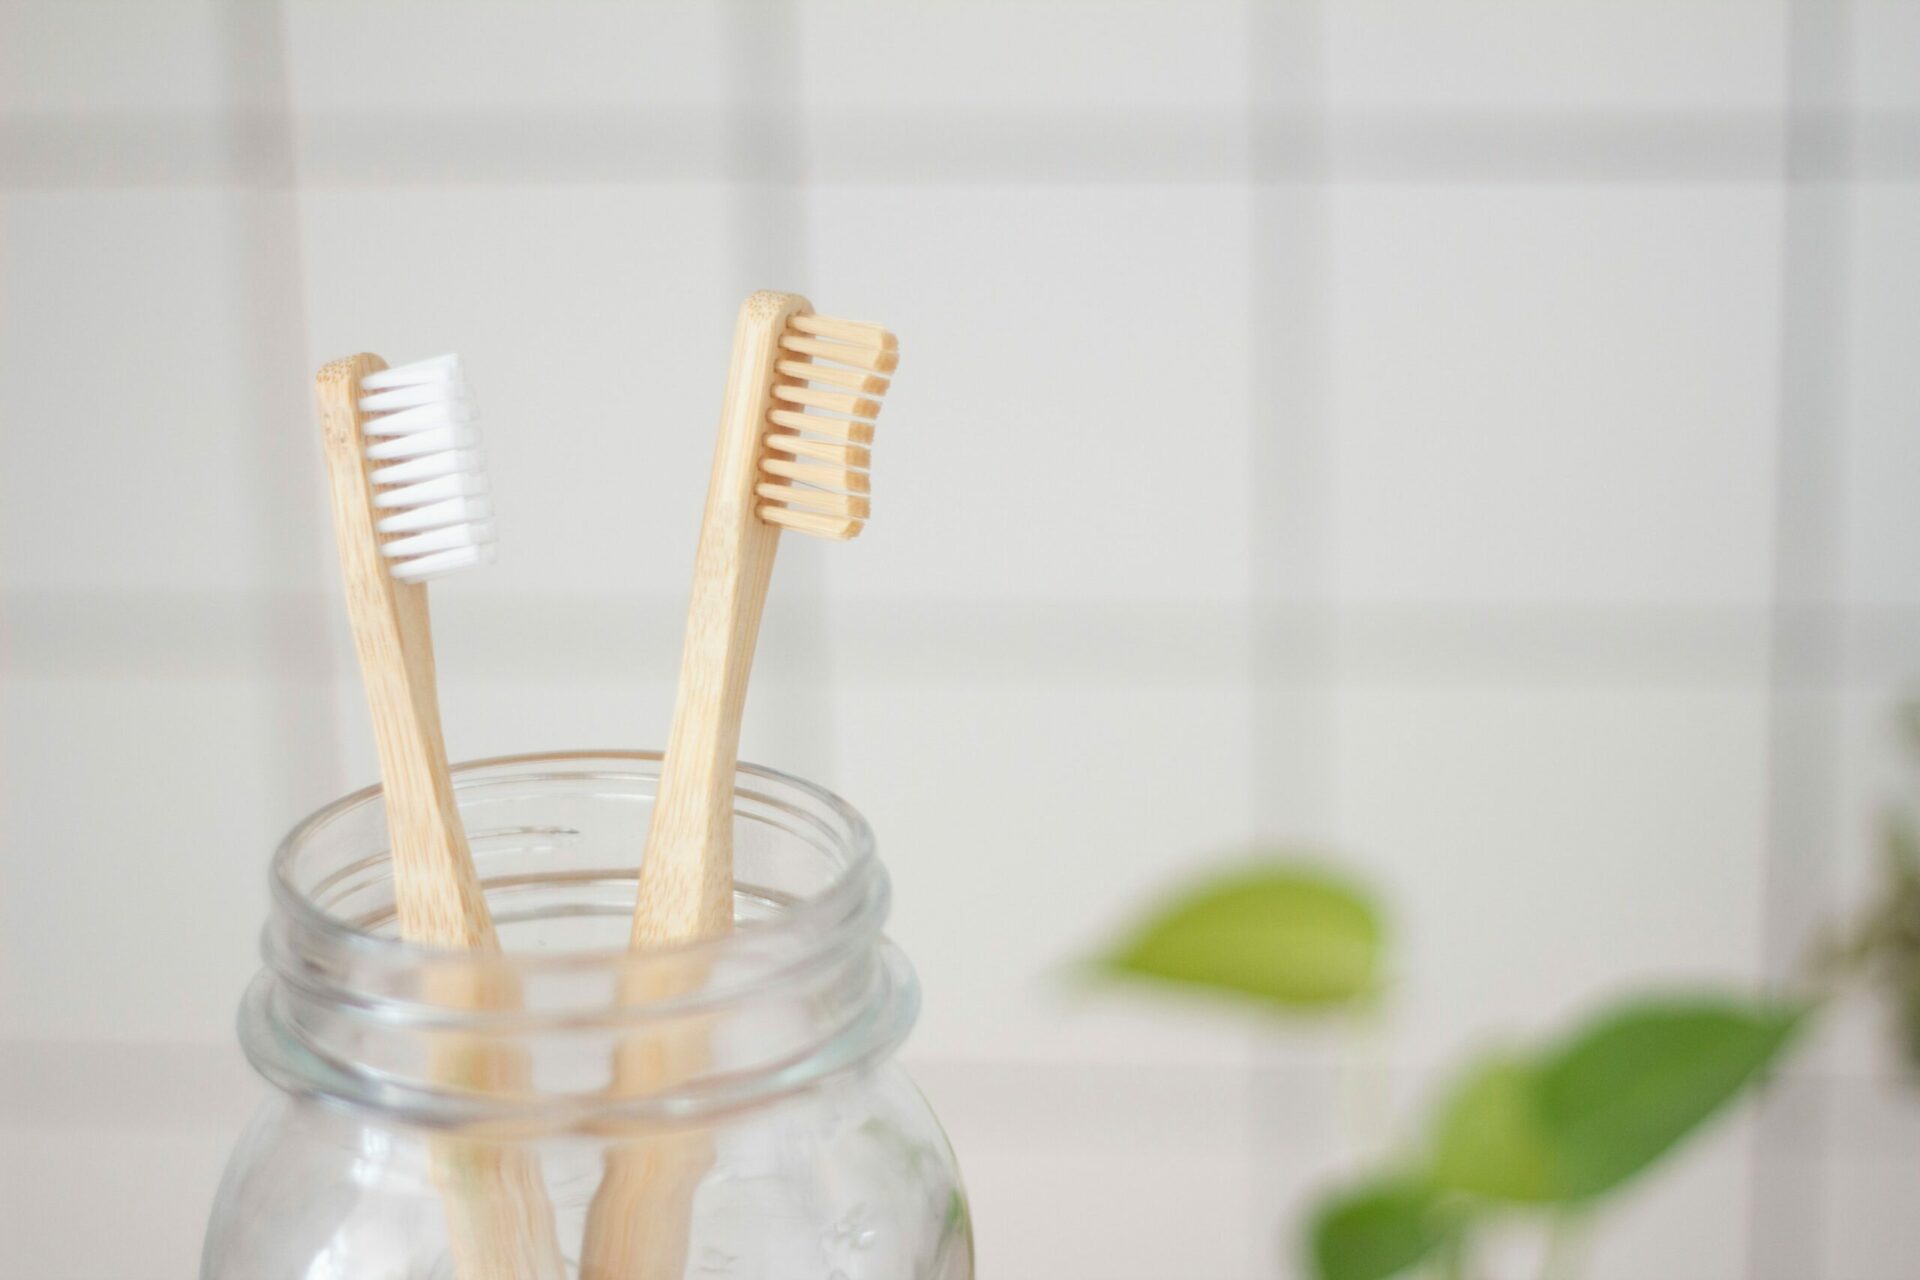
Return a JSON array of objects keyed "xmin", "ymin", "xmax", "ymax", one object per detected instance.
[{"xmin": 202, "ymin": 751, "xmax": 972, "ymax": 1280}]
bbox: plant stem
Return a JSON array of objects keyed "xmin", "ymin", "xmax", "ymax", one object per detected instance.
[
  {"xmin": 1335, "ymin": 1005, "xmax": 1393, "ymax": 1154},
  {"xmin": 1541, "ymin": 1215, "xmax": 1587, "ymax": 1280},
  {"xmin": 1436, "ymin": 1227, "xmax": 1469, "ymax": 1280}
]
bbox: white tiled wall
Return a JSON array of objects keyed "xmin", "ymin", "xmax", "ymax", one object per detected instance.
[
  {"xmin": 1843, "ymin": 187, "xmax": 1920, "ymax": 607},
  {"xmin": 3, "ymin": 3, "xmax": 1915, "ymax": 1279},
  {"xmin": 1846, "ymin": 0, "xmax": 1920, "ymax": 112},
  {"xmin": 2, "ymin": 191, "xmax": 274, "ymax": 594},
  {"xmin": 803, "ymin": 182, "xmax": 1254, "ymax": 604},
  {"xmin": 1325, "ymin": 184, "xmax": 1781, "ymax": 607},
  {"xmin": 0, "ymin": 1, "xmax": 228, "ymax": 115},
  {"xmin": 1324, "ymin": 1, "xmax": 1789, "ymax": 113},
  {"xmin": 283, "ymin": 2, "xmax": 734, "ymax": 114}
]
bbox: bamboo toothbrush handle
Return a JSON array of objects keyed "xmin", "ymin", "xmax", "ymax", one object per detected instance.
[
  {"xmin": 581, "ymin": 294, "xmax": 811, "ymax": 1280},
  {"xmin": 316, "ymin": 356, "xmax": 563, "ymax": 1280},
  {"xmin": 317, "ymin": 354, "xmax": 494, "ymax": 950},
  {"xmin": 630, "ymin": 291, "xmax": 811, "ymax": 949}
]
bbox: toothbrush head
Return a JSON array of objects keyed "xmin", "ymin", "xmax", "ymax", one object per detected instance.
[
  {"xmin": 355, "ymin": 354, "xmax": 498, "ymax": 582},
  {"xmin": 756, "ymin": 312, "xmax": 898, "ymax": 541}
]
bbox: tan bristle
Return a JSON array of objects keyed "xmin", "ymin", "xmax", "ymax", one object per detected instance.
[
  {"xmin": 756, "ymin": 482, "xmax": 870, "ymax": 520},
  {"xmin": 761, "ymin": 455, "xmax": 870, "ymax": 494},
  {"xmin": 765, "ymin": 433, "xmax": 871, "ymax": 469},
  {"xmin": 780, "ymin": 334, "xmax": 899, "ymax": 374},
  {"xmin": 772, "ymin": 383, "xmax": 881, "ymax": 419},
  {"xmin": 759, "ymin": 505, "xmax": 862, "ymax": 540},
  {"xmin": 768, "ymin": 407, "xmax": 872, "ymax": 444},
  {"xmin": 776, "ymin": 359, "xmax": 888, "ymax": 395},
  {"xmin": 788, "ymin": 313, "xmax": 896, "ymax": 351},
  {"xmin": 757, "ymin": 313, "xmax": 894, "ymax": 541}
]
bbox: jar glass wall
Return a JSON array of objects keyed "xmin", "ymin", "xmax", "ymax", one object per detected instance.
[{"xmin": 202, "ymin": 751, "xmax": 972, "ymax": 1280}]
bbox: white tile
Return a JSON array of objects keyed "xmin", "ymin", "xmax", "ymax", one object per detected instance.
[
  {"xmin": 0, "ymin": 1039, "xmax": 259, "ymax": 1131},
  {"xmin": 1823, "ymin": 1150, "xmax": 1920, "ymax": 1280},
  {"xmin": 1822, "ymin": 1075, "xmax": 1920, "ymax": 1279},
  {"xmin": 0, "ymin": 678, "xmax": 290, "ymax": 1043},
  {"xmin": 805, "ymin": 183, "xmax": 1254, "ymax": 604},
  {"xmin": 832, "ymin": 680, "xmax": 1255, "ymax": 1067},
  {"xmin": 0, "ymin": 1125, "xmax": 236, "ymax": 1278},
  {"xmin": 1842, "ymin": 188, "xmax": 1920, "ymax": 607},
  {"xmin": 284, "ymin": 1, "xmax": 732, "ymax": 114},
  {"xmin": 797, "ymin": 0, "xmax": 1250, "ymax": 112},
  {"xmin": 0, "ymin": 1, "xmax": 226, "ymax": 114},
  {"xmin": 297, "ymin": 184, "xmax": 743, "ymax": 600},
  {"xmin": 1327, "ymin": 185, "xmax": 1780, "ymax": 606},
  {"xmin": 0, "ymin": 1043, "xmax": 260, "ymax": 1272},
  {"xmin": 910, "ymin": 1060, "xmax": 1259, "ymax": 1280},
  {"xmin": 1850, "ymin": 0, "xmax": 1920, "ymax": 111},
  {"xmin": 1, "ymin": 193, "xmax": 279, "ymax": 593},
  {"xmin": 1326, "ymin": 1, "xmax": 1788, "ymax": 113},
  {"xmin": 1329, "ymin": 687, "xmax": 1770, "ymax": 1069}
]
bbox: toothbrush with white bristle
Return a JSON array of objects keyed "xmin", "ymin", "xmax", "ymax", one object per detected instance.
[
  {"xmin": 314, "ymin": 352, "xmax": 562, "ymax": 1280},
  {"xmin": 362, "ymin": 353, "xmax": 498, "ymax": 582}
]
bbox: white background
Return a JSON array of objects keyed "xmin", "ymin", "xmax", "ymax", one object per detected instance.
[{"xmin": 2, "ymin": 2, "xmax": 1918, "ymax": 1277}]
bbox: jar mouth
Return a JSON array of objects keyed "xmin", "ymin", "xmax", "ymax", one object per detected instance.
[
  {"xmin": 245, "ymin": 751, "xmax": 917, "ymax": 1131},
  {"xmin": 272, "ymin": 749, "xmax": 880, "ymax": 976}
]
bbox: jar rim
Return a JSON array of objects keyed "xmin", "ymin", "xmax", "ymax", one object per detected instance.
[
  {"xmin": 271, "ymin": 748, "xmax": 881, "ymax": 978},
  {"xmin": 249, "ymin": 750, "xmax": 916, "ymax": 1129}
]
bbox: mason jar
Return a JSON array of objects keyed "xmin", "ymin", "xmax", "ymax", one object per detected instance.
[{"xmin": 202, "ymin": 751, "xmax": 973, "ymax": 1279}]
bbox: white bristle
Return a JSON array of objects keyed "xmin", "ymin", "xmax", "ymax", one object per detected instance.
[{"xmin": 359, "ymin": 354, "xmax": 496, "ymax": 583}]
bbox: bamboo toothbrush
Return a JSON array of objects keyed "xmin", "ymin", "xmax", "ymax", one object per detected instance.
[
  {"xmin": 315, "ymin": 353, "xmax": 564, "ymax": 1280},
  {"xmin": 633, "ymin": 290, "xmax": 895, "ymax": 947},
  {"xmin": 580, "ymin": 292, "xmax": 898, "ymax": 1279}
]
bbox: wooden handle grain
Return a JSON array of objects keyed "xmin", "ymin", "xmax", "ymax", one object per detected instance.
[
  {"xmin": 627, "ymin": 290, "xmax": 811, "ymax": 950},
  {"xmin": 316, "ymin": 356, "xmax": 564, "ymax": 1280},
  {"xmin": 579, "ymin": 292, "xmax": 813, "ymax": 1278}
]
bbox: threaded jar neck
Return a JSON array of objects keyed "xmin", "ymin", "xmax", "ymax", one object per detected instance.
[{"xmin": 239, "ymin": 751, "xmax": 918, "ymax": 1135}]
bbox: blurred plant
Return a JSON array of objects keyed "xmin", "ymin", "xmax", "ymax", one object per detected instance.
[
  {"xmin": 1816, "ymin": 702, "xmax": 1920, "ymax": 1076},
  {"xmin": 1307, "ymin": 996, "xmax": 1803, "ymax": 1280},
  {"xmin": 1096, "ymin": 863, "xmax": 1385, "ymax": 1011},
  {"xmin": 1096, "ymin": 864, "xmax": 1807, "ymax": 1279},
  {"xmin": 1098, "ymin": 704, "xmax": 1920, "ymax": 1277}
]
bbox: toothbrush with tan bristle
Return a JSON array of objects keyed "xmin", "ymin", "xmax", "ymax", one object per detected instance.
[
  {"xmin": 314, "ymin": 353, "xmax": 565, "ymax": 1280},
  {"xmin": 632, "ymin": 291, "xmax": 893, "ymax": 947},
  {"xmin": 580, "ymin": 292, "xmax": 898, "ymax": 1279}
]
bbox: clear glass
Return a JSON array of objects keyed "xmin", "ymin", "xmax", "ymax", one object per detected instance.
[{"xmin": 202, "ymin": 751, "xmax": 972, "ymax": 1280}]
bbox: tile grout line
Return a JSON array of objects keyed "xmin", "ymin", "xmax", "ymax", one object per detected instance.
[
  {"xmin": 3, "ymin": 108, "xmax": 1919, "ymax": 190},
  {"xmin": 1243, "ymin": 3, "xmax": 1266, "ymax": 1267},
  {"xmin": 14, "ymin": 592, "xmax": 1920, "ymax": 692},
  {"xmin": 1749, "ymin": 1, "xmax": 1854, "ymax": 1276},
  {"xmin": 1245, "ymin": 0, "xmax": 1340, "ymax": 1272},
  {"xmin": 213, "ymin": 1, "xmax": 345, "ymax": 820},
  {"xmin": 720, "ymin": 0, "xmax": 839, "ymax": 782}
]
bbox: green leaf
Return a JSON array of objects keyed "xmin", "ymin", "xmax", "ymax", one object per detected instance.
[
  {"xmin": 1429, "ymin": 1055, "xmax": 1558, "ymax": 1202},
  {"xmin": 1533, "ymin": 997, "xmax": 1805, "ymax": 1198},
  {"xmin": 1308, "ymin": 1178, "xmax": 1454, "ymax": 1280},
  {"xmin": 1098, "ymin": 862, "xmax": 1384, "ymax": 1009},
  {"xmin": 1428, "ymin": 997, "xmax": 1806, "ymax": 1205}
]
